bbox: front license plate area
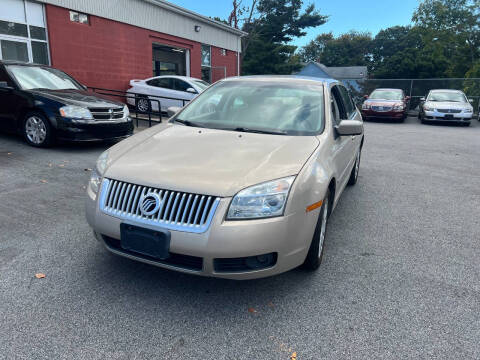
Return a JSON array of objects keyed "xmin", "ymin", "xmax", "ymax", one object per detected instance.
[
  {"xmin": 120, "ymin": 222, "xmax": 170, "ymax": 260},
  {"xmin": 444, "ymin": 114, "xmax": 454, "ymax": 119}
]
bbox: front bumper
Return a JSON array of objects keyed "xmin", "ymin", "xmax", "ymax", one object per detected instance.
[
  {"xmin": 85, "ymin": 187, "xmax": 318, "ymax": 280},
  {"xmin": 424, "ymin": 110, "xmax": 472, "ymax": 122},
  {"xmin": 361, "ymin": 109, "xmax": 405, "ymax": 119},
  {"xmin": 56, "ymin": 117, "xmax": 134, "ymax": 141}
]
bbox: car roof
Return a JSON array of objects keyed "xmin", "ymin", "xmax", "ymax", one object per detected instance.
[
  {"xmin": 429, "ymin": 89, "xmax": 464, "ymax": 92},
  {"xmin": 147, "ymin": 75, "xmax": 202, "ymax": 81},
  {"xmin": 222, "ymin": 75, "xmax": 337, "ymax": 85},
  {"xmin": 372, "ymin": 88, "xmax": 403, "ymax": 92}
]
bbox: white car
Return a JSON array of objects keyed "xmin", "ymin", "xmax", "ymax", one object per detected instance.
[
  {"xmin": 419, "ymin": 89, "xmax": 474, "ymax": 126},
  {"xmin": 126, "ymin": 76, "xmax": 209, "ymax": 113}
]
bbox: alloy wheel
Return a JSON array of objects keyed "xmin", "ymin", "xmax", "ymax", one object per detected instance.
[
  {"xmin": 25, "ymin": 116, "xmax": 47, "ymax": 145},
  {"xmin": 318, "ymin": 199, "xmax": 328, "ymax": 258},
  {"xmin": 137, "ymin": 98, "xmax": 149, "ymax": 112}
]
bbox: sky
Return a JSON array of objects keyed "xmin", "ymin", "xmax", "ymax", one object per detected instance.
[{"xmin": 170, "ymin": 0, "xmax": 420, "ymax": 47}]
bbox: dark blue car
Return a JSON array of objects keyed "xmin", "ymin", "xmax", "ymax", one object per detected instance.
[{"xmin": 0, "ymin": 60, "xmax": 133, "ymax": 147}]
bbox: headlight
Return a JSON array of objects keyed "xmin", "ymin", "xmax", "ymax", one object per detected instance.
[
  {"xmin": 423, "ymin": 105, "xmax": 433, "ymax": 111},
  {"xmin": 464, "ymin": 108, "xmax": 473, "ymax": 113},
  {"xmin": 88, "ymin": 150, "xmax": 109, "ymax": 195},
  {"xmin": 59, "ymin": 105, "xmax": 93, "ymax": 120},
  {"xmin": 227, "ymin": 176, "xmax": 295, "ymax": 220},
  {"xmin": 88, "ymin": 168, "xmax": 102, "ymax": 194},
  {"xmin": 362, "ymin": 103, "xmax": 371, "ymax": 110},
  {"xmin": 393, "ymin": 104, "xmax": 404, "ymax": 111},
  {"xmin": 123, "ymin": 104, "xmax": 130, "ymax": 117}
]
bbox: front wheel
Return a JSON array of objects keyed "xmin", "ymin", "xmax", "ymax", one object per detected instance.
[
  {"xmin": 347, "ymin": 148, "xmax": 361, "ymax": 186},
  {"xmin": 302, "ymin": 190, "xmax": 330, "ymax": 271},
  {"xmin": 23, "ymin": 112, "xmax": 54, "ymax": 147},
  {"xmin": 135, "ymin": 96, "xmax": 151, "ymax": 113}
]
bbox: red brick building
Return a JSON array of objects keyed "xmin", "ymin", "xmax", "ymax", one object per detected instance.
[{"xmin": 1, "ymin": 0, "xmax": 245, "ymax": 91}]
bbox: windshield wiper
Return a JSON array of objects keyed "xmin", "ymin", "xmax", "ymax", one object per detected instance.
[
  {"xmin": 174, "ymin": 119, "xmax": 206, "ymax": 128},
  {"xmin": 229, "ymin": 127, "xmax": 288, "ymax": 135}
]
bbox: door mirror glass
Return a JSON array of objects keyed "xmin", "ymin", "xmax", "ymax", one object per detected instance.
[
  {"xmin": 0, "ymin": 81, "xmax": 12, "ymax": 90},
  {"xmin": 335, "ymin": 120, "xmax": 363, "ymax": 136},
  {"xmin": 420, "ymin": 97, "xmax": 426, "ymax": 102},
  {"xmin": 167, "ymin": 106, "xmax": 182, "ymax": 118},
  {"xmin": 186, "ymin": 87, "xmax": 197, "ymax": 94}
]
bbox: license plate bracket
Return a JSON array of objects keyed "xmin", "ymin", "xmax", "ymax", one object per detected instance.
[
  {"xmin": 120, "ymin": 222, "xmax": 170, "ymax": 260},
  {"xmin": 444, "ymin": 114, "xmax": 454, "ymax": 119}
]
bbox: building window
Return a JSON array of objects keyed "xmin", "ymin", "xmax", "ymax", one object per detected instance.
[
  {"xmin": 201, "ymin": 44, "xmax": 211, "ymax": 83},
  {"xmin": 0, "ymin": 0, "xmax": 50, "ymax": 65},
  {"xmin": 69, "ymin": 11, "xmax": 89, "ymax": 24}
]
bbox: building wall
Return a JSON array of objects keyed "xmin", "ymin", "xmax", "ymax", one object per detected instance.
[
  {"xmin": 45, "ymin": 4, "xmax": 238, "ymax": 91},
  {"xmin": 38, "ymin": 0, "xmax": 243, "ymax": 52},
  {"xmin": 211, "ymin": 46, "xmax": 238, "ymax": 83}
]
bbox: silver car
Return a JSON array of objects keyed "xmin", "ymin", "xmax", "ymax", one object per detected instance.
[
  {"xmin": 419, "ymin": 89, "xmax": 473, "ymax": 126},
  {"xmin": 86, "ymin": 76, "xmax": 364, "ymax": 279}
]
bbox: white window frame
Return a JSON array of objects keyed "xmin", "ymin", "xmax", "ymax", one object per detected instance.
[{"xmin": 0, "ymin": 0, "xmax": 50, "ymax": 65}]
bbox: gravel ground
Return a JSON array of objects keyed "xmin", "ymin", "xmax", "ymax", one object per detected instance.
[{"xmin": 1, "ymin": 117, "xmax": 479, "ymax": 359}]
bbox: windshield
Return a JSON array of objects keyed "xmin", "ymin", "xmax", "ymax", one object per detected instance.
[
  {"xmin": 427, "ymin": 91, "xmax": 467, "ymax": 102},
  {"xmin": 369, "ymin": 90, "xmax": 403, "ymax": 100},
  {"xmin": 7, "ymin": 65, "xmax": 82, "ymax": 90},
  {"xmin": 193, "ymin": 80, "xmax": 209, "ymax": 90},
  {"xmin": 175, "ymin": 80, "xmax": 325, "ymax": 136}
]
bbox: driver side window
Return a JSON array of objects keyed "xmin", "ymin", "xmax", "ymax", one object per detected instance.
[{"xmin": 331, "ymin": 85, "xmax": 347, "ymax": 126}]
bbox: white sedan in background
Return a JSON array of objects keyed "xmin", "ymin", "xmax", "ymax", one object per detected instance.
[{"xmin": 126, "ymin": 76, "xmax": 209, "ymax": 113}]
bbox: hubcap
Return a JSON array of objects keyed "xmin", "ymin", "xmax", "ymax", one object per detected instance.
[
  {"xmin": 25, "ymin": 116, "xmax": 47, "ymax": 144},
  {"xmin": 355, "ymin": 150, "xmax": 361, "ymax": 179},
  {"xmin": 318, "ymin": 199, "xmax": 328, "ymax": 257},
  {"xmin": 137, "ymin": 99, "xmax": 149, "ymax": 112}
]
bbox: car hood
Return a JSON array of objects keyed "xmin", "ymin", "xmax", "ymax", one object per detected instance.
[
  {"xmin": 28, "ymin": 89, "xmax": 124, "ymax": 108},
  {"xmin": 104, "ymin": 124, "xmax": 319, "ymax": 197},
  {"xmin": 365, "ymin": 99, "xmax": 403, "ymax": 106},
  {"xmin": 424, "ymin": 101, "xmax": 472, "ymax": 110}
]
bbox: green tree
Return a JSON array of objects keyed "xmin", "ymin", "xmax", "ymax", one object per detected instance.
[
  {"xmin": 241, "ymin": 0, "xmax": 328, "ymax": 75},
  {"xmin": 299, "ymin": 31, "xmax": 372, "ymax": 67},
  {"xmin": 412, "ymin": 0, "xmax": 480, "ymax": 76}
]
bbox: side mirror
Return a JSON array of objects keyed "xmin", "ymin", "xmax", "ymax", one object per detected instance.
[
  {"xmin": 469, "ymin": 98, "xmax": 474, "ymax": 103},
  {"xmin": 186, "ymin": 87, "xmax": 197, "ymax": 94},
  {"xmin": 420, "ymin": 97, "xmax": 426, "ymax": 102},
  {"xmin": 335, "ymin": 120, "xmax": 363, "ymax": 136},
  {"xmin": 363, "ymin": 95, "xmax": 369, "ymax": 99},
  {"xmin": 405, "ymin": 96, "xmax": 411, "ymax": 101},
  {"xmin": 0, "ymin": 81, "xmax": 13, "ymax": 91},
  {"xmin": 167, "ymin": 106, "xmax": 182, "ymax": 118}
]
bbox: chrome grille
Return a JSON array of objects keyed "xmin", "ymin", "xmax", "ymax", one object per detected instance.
[
  {"xmin": 89, "ymin": 107, "xmax": 124, "ymax": 120},
  {"xmin": 99, "ymin": 179, "xmax": 220, "ymax": 233},
  {"xmin": 436, "ymin": 109, "xmax": 461, "ymax": 114},
  {"xmin": 371, "ymin": 106, "xmax": 392, "ymax": 112}
]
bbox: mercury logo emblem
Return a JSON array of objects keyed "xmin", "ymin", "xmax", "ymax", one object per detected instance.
[{"xmin": 139, "ymin": 192, "xmax": 161, "ymax": 216}]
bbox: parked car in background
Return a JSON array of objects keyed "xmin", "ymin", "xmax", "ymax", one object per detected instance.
[
  {"xmin": 419, "ymin": 89, "xmax": 473, "ymax": 126},
  {"xmin": 126, "ymin": 76, "xmax": 209, "ymax": 114},
  {"xmin": 361, "ymin": 88, "xmax": 409, "ymax": 122},
  {"xmin": 86, "ymin": 76, "xmax": 364, "ymax": 279},
  {"xmin": 0, "ymin": 61, "xmax": 133, "ymax": 147}
]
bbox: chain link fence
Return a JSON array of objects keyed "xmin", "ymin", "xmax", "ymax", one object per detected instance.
[{"xmin": 341, "ymin": 78, "xmax": 480, "ymax": 115}]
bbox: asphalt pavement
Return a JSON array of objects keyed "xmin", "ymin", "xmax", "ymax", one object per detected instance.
[{"xmin": 1, "ymin": 117, "xmax": 479, "ymax": 359}]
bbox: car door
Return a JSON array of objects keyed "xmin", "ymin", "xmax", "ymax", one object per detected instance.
[
  {"xmin": 338, "ymin": 85, "xmax": 361, "ymax": 162},
  {"xmin": 330, "ymin": 84, "xmax": 355, "ymax": 187},
  {"xmin": 172, "ymin": 79, "xmax": 197, "ymax": 107},
  {"xmin": 0, "ymin": 66, "xmax": 21, "ymax": 132},
  {"xmin": 146, "ymin": 78, "xmax": 176, "ymax": 112}
]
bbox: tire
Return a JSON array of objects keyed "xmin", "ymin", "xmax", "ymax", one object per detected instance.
[
  {"xmin": 347, "ymin": 148, "xmax": 361, "ymax": 186},
  {"xmin": 23, "ymin": 112, "xmax": 54, "ymax": 147},
  {"xmin": 302, "ymin": 190, "xmax": 330, "ymax": 271},
  {"xmin": 135, "ymin": 96, "xmax": 151, "ymax": 113}
]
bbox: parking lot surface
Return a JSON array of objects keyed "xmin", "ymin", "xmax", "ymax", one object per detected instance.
[{"xmin": 1, "ymin": 117, "xmax": 479, "ymax": 359}]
